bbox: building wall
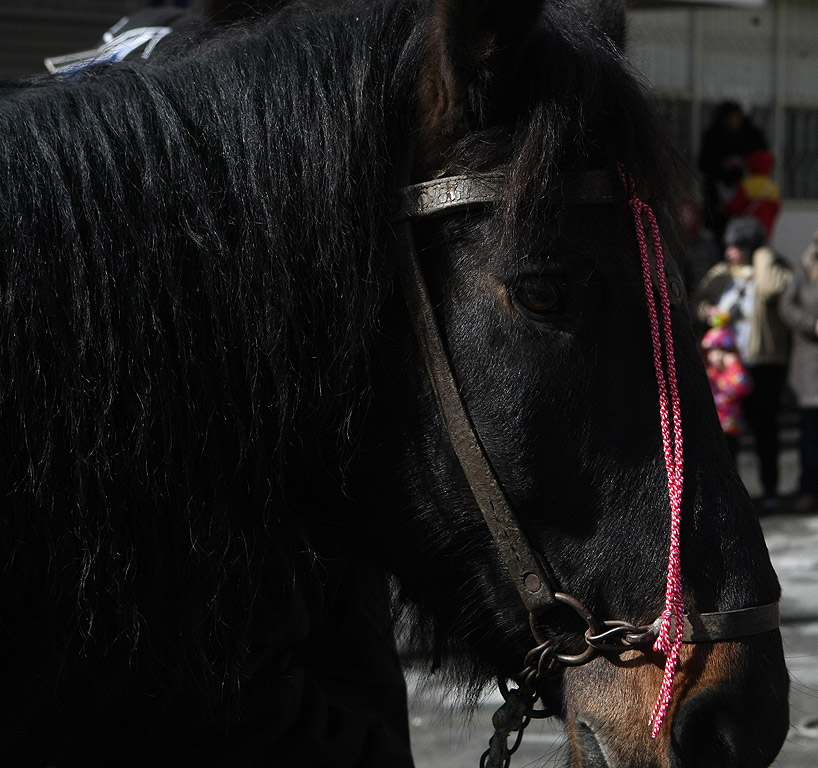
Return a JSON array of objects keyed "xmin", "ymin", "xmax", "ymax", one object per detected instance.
[
  {"xmin": 2, "ymin": 0, "xmax": 816, "ymax": 256},
  {"xmin": 628, "ymin": 0, "xmax": 818, "ymax": 202}
]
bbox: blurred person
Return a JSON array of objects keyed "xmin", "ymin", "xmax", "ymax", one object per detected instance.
[
  {"xmin": 779, "ymin": 230, "xmax": 818, "ymax": 513},
  {"xmin": 723, "ymin": 149, "xmax": 781, "ymax": 240},
  {"xmin": 676, "ymin": 194, "xmax": 719, "ymax": 289},
  {"xmin": 694, "ymin": 217, "xmax": 791, "ymax": 509},
  {"xmin": 698, "ymin": 101, "xmax": 768, "ymax": 246},
  {"xmin": 701, "ymin": 325, "xmax": 753, "ymax": 462}
]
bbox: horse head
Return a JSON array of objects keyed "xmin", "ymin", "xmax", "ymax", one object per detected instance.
[
  {"xmin": 0, "ymin": 0, "xmax": 789, "ymax": 765},
  {"xmin": 357, "ymin": 1, "xmax": 789, "ymax": 765}
]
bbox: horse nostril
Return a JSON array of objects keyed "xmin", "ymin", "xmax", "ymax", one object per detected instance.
[
  {"xmin": 670, "ymin": 687, "xmax": 766, "ymax": 768},
  {"xmin": 573, "ymin": 720, "xmax": 611, "ymax": 768}
]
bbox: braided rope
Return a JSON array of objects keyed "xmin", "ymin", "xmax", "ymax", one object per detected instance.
[{"xmin": 618, "ymin": 165, "xmax": 684, "ymax": 738}]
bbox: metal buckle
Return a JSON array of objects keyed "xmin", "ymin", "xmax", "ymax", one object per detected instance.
[{"xmin": 529, "ymin": 592, "xmax": 656, "ymax": 667}]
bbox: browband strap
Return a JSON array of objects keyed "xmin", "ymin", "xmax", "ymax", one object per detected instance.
[
  {"xmin": 392, "ymin": 172, "xmax": 505, "ymax": 221},
  {"xmin": 391, "ymin": 169, "xmax": 622, "ymax": 222}
]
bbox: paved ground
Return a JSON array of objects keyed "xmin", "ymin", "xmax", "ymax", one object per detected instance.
[{"xmin": 406, "ymin": 414, "xmax": 818, "ymax": 767}]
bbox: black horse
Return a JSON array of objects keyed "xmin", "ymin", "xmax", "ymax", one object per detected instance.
[{"xmin": 0, "ymin": 1, "xmax": 788, "ymax": 766}]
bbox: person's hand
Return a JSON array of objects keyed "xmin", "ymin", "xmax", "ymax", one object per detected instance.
[{"xmin": 708, "ymin": 308, "xmax": 730, "ymax": 327}]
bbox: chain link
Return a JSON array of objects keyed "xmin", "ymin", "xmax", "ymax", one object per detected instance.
[
  {"xmin": 585, "ymin": 620, "xmax": 656, "ymax": 652},
  {"xmin": 478, "ymin": 596, "xmax": 661, "ymax": 768},
  {"xmin": 479, "ymin": 643, "xmax": 556, "ymax": 768}
]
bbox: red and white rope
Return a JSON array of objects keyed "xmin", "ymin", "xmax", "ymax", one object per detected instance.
[{"xmin": 618, "ymin": 164, "xmax": 684, "ymax": 738}]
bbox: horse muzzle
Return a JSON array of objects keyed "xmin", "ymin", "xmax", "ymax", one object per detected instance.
[{"xmin": 562, "ymin": 631, "xmax": 790, "ymax": 768}]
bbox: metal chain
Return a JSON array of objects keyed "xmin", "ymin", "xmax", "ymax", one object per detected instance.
[
  {"xmin": 479, "ymin": 642, "xmax": 557, "ymax": 768},
  {"xmin": 478, "ymin": 596, "xmax": 661, "ymax": 766}
]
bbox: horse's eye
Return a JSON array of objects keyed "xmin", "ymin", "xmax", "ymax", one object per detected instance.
[{"xmin": 512, "ymin": 276, "xmax": 564, "ymax": 319}]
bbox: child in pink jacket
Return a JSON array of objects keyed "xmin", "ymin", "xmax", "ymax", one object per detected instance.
[{"xmin": 702, "ymin": 325, "xmax": 753, "ymax": 461}]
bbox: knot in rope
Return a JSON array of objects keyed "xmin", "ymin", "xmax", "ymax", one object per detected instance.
[{"xmin": 618, "ymin": 164, "xmax": 684, "ymax": 738}]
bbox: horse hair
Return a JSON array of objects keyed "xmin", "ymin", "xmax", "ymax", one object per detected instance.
[{"xmin": 0, "ymin": 0, "xmax": 678, "ymax": 718}]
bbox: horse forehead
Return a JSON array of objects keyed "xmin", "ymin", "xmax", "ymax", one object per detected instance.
[{"xmin": 468, "ymin": 222, "xmax": 622, "ymax": 278}]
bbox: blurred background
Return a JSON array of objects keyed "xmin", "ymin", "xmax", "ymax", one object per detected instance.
[{"xmin": 2, "ymin": 1, "xmax": 816, "ymax": 260}]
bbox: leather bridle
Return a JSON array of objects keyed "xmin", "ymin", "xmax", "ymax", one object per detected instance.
[{"xmin": 389, "ymin": 168, "xmax": 780, "ymax": 669}]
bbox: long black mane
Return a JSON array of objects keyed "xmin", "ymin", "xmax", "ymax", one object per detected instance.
[{"xmin": 0, "ymin": 0, "xmax": 677, "ymax": 719}]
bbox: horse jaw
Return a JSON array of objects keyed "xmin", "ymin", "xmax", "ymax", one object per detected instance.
[{"xmin": 560, "ymin": 637, "xmax": 789, "ymax": 768}]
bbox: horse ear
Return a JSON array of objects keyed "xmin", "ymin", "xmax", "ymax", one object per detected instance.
[{"xmin": 417, "ymin": 0, "xmax": 547, "ymax": 172}]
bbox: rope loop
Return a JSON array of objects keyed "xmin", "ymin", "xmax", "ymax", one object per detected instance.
[{"xmin": 617, "ymin": 163, "xmax": 685, "ymax": 738}]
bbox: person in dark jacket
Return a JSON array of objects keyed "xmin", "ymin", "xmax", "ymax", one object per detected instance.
[{"xmin": 698, "ymin": 101, "xmax": 768, "ymax": 246}]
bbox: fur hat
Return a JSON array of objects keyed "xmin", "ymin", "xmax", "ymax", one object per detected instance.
[{"xmin": 723, "ymin": 216, "xmax": 766, "ymax": 252}]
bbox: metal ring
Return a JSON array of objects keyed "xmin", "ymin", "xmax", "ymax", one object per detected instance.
[
  {"xmin": 552, "ymin": 642, "xmax": 597, "ymax": 667},
  {"xmin": 528, "ymin": 593, "xmax": 657, "ymax": 667},
  {"xmin": 529, "ymin": 592, "xmax": 605, "ymax": 666},
  {"xmin": 584, "ymin": 620, "xmax": 653, "ymax": 651},
  {"xmin": 553, "ymin": 592, "xmax": 605, "ymax": 635}
]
